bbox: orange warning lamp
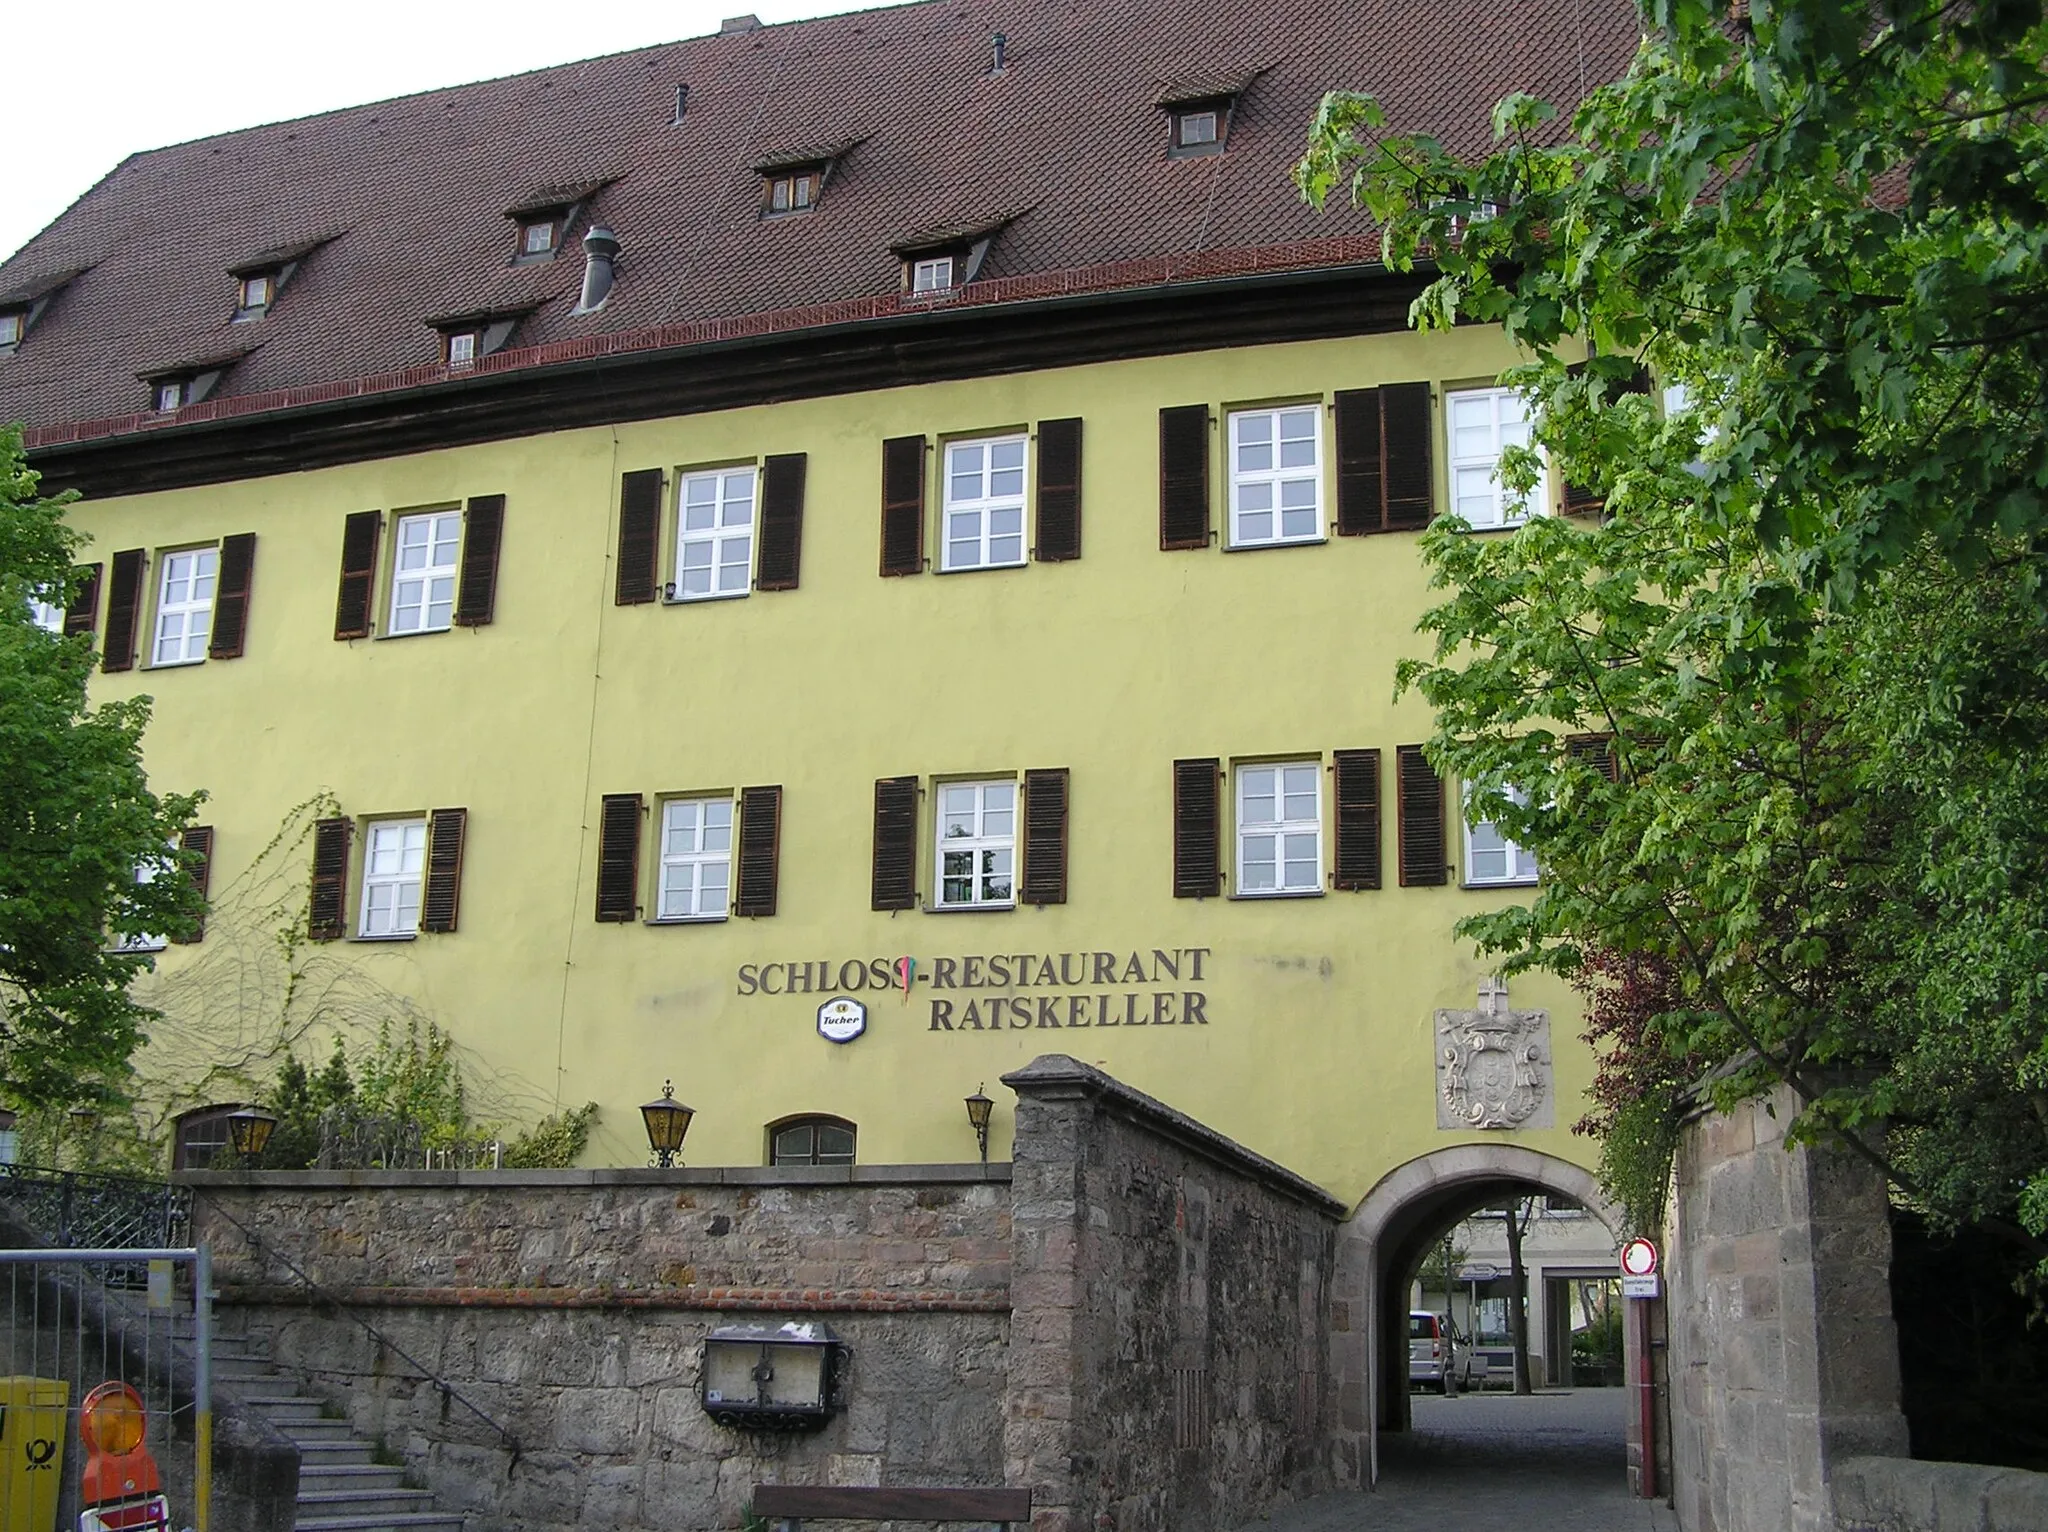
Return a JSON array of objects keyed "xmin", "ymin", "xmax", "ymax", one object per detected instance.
[{"xmin": 79, "ymin": 1381, "xmax": 162, "ymax": 1506}]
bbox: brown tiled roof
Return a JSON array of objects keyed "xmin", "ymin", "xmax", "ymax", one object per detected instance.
[{"xmin": 0, "ymin": 0, "xmax": 1638, "ymax": 439}]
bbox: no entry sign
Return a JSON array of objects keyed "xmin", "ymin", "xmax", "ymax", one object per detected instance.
[{"xmin": 1621, "ymin": 1237, "xmax": 1660, "ymax": 1297}]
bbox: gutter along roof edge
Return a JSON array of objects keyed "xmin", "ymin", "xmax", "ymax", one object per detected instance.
[{"xmin": 24, "ymin": 235, "xmax": 1390, "ymax": 456}]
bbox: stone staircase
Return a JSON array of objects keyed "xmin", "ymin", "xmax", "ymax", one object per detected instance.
[{"xmin": 175, "ymin": 1314, "xmax": 467, "ymax": 1532}]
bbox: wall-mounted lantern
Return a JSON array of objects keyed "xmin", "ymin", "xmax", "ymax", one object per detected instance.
[
  {"xmin": 641, "ymin": 1080, "xmax": 695, "ymax": 1168},
  {"xmin": 226, "ymin": 1105, "xmax": 279, "ymax": 1161},
  {"xmin": 965, "ymin": 1084, "xmax": 993, "ymax": 1163},
  {"xmin": 700, "ymin": 1320, "xmax": 848, "ymax": 1431}
]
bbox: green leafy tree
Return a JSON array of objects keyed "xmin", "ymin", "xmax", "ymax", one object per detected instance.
[
  {"xmin": 1297, "ymin": 3, "xmax": 2048, "ymax": 1271},
  {"xmin": 0, "ymin": 423, "xmax": 204, "ymax": 1111}
]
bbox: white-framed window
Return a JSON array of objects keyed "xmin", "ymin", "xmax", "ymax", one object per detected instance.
[
  {"xmin": 113, "ymin": 856, "xmax": 168, "ymax": 953},
  {"xmin": 935, "ymin": 779, "xmax": 1015, "ymax": 909},
  {"xmin": 768, "ymin": 172, "xmax": 818, "ymax": 212},
  {"xmin": 1228, "ymin": 405, "xmax": 1322, "ymax": 547},
  {"xmin": 941, "ymin": 435, "xmax": 1027, "ymax": 571},
  {"xmin": 1464, "ymin": 784, "xmax": 1539, "ymax": 886},
  {"xmin": 1447, "ymin": 386, "xmax": 1545, "ymax": 528},
  {"xmin": 912, "ymin": 256, "xmax": 955, "ymax": 294},
  {"xmin": 519, "ymin": 220, "xmax": 556, "ymax": 257},
  {"xmin": 389, "ymin": 511, "xmax": 461, "ymax": 635},
  {"xmin": 1235, "ymin": 761, "xmax": 1322, "ymax": 895},
  {"xmin": 656, "ymin": 796, "xmax": 732, "ymax": 920},
  {"xmin": 359, "ymin": 818, "xmax": 427, "ymax": 937},
  {"xmin": 27, "ymin": 594, "xmax": 65, "ymax": 633},
  {"xmin": 445, "ymin": 330, "xmax": 478, "ymax": 367},
  {"xmin": 238, "ymin": 273, "xmax": 273, "ymax": 312},
  {"xmin": 151, "ymin": 548, "xmax": 218, "ymax": 667},
  {"xmin": 154, "ymin": 379, "xmax": 187, "ymax": 412},
  {"xmin": 674, "ymin": 467, "xmax": 757, "ymax": 600},
  {"xmin": 0, "ymin": 310, "xmax": 23, "ymax": 348},
  {"xmin": 1177, "ymin": 109, "xmax": 1218, "ymax": 146}
]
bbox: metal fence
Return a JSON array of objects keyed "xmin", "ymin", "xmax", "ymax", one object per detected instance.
[
  {"xmin": 0, "ymin": 1246, "xmax": 212, "ymax": 1532},
  {"xmin": 0, "ymin": 1165, "xmax": 193, "ymax": 1270}
]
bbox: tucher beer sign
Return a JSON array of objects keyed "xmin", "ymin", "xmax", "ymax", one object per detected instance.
[{"xmin": 737, "ymin": 948, "xmax": 1214, "ymax": 1034}]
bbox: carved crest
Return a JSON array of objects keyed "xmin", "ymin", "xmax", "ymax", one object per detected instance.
[{"xmin": 1435, "ymin": 977, "xmax": 1552, "ymax": 1130}]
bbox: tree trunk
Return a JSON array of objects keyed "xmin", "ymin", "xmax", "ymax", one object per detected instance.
[{"xmin": 1502, "ymin": 1197, "xmax": 1533, "ymax": 1394}]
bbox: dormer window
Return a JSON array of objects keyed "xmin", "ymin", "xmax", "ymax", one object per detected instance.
[
  {"xmin": 752, "ymin": 144, "xmax": 855, "ymax": 219},
  {"xmin": 911, "ymin": 256, "xmax": 955, "ymax": 294},
  {"xmin": 503, "ymin": 181, "xmax": 612, "ymax": 265},
  {"xmin": 518, "ymin": 219, "xmax": 558, "ymax": 259},
  {"xmin": 233, "ymin": 271, "xmax": 276, "ymax": 321},
  {"xmin": 1157, "ymin": 71, "xmax": 1259, "ymax": 158},
  {"xmin": 0, "ymin": 309, "xmax": 23, "ymax": 353},
  {"xmin": 1166, "ymin": 97, "xmax": 1234, "ymax": 156},
  {"xmin": 0, "ymin": 266, "xmax": 89, "ymax": 355},
  {"xmin": 154, "ymin": 378, "xmax": 190, "ymax": 412},
  {"xmin": 767, "ymin": 170, "xmax": 819, "ymax": 214},
  {"xmin": 427, "ymin": 305, "xmax": 533, "ymax": 368}
]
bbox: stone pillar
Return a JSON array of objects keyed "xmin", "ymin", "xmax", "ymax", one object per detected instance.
[
  {"xmin": 1002, "ymin": 1070, "xmax": 1089, "ymax": 1532},
  {"xmin": 1667, "ymin": 1084, "xmax": 1908, "ymax": 1532}
]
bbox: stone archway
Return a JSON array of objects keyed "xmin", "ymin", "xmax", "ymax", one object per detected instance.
[{"xmin": 1327, "ymin": 1144, "xmax": 1629, "ymax": 1488}]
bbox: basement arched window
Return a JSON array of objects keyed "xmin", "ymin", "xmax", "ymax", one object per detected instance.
[{"xmin": 768, "ymin": 1115, "xmax": 856, "ymax": 1167}]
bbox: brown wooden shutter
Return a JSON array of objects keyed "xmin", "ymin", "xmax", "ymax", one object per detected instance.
[
  {"xmin": 1159, "ymin": 406, "xmax": 1211, "ymax": 550},
  {"xmin": 1034, "ymin": 418, "xmax": 1083, "ymax": 562},
  {"xmin": 1381, "ymin": 383, "xmax": 1435, "ymax": 531},
  {"xmin": 333, "ymin": 511, "xmax": 382, "ymax": 640},
  {"xmin": 421, "ymin": 807, "xmax": 468, "ymax": 932},
  {"xmin": 207, "ymin": 533, "xmax": 257, "ymax": 659},
  {"xmin": 64, "ymin": 563, "xmax": 102, "ymax": 639},
  {"xmin": 1331, "ymin": 749, "xmax": 1382, "ymax": 890},
  {"xmin": 174, "ymin": 825, "xmax": 214, "ymax": 944},
  {"xmin": 735, "ymin": 785, "xmax": 782, "ymax": 917},
  {"xmin": 755, "ymin": 454, "xmax": 807, "ymax": 591},
  {"xmin": 1172, "ymin": 757, "xmax": 1222, "ymax": 898},
  {"xmin": 1562, "ymin": 365, "xmax": 1653, "ymax": 517},
  {"xmin": 308, "ymin": 816, "xmax": 352, "ymax": 940},
  {"xmin": 595, "ymin": 793, "xmax": 643, "ymax": 922},
  {"xmin": 1396, "ymin": 745, "xmax": 1447, "ymax": 887},
  {"xmin": 453, "ymin": 495, "xmax": 505, "ymax": 625},
  {"xmin": 100, "ymin": 549, "xmax": 145, "ymax": 673},
  {"xmin": 1566, "ymin": 731, "xmax": 1620, "ymax": 781},
  {"xmin": 879, "ymin": 437, "xmax": 926, "ymax": 576},
  {"xmin": 1333, "ymin": 390, "xmax": 1383, "ymax": 536},
  {"xmin": 615, "ymin": 470, "xmax": 663, "ymax": 605},
  {"xmin": 870, "ymin": 775, "xmax": 919, "ymax": 910},
  {"xmin": 1020, "ymin": 768, "xmax": 1070, "ymax": 905}
]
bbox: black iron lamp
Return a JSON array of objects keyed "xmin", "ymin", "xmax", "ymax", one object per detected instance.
[
  {"xmin": 226, "ymin": 1105, "xmax": 279, "ymax": 1162},
  {"xmin": 965, "ymin": 1084, "xmax": 994, "ymax": 1164},
  {"xmin": 701, "ymin": 1320, "xmax": 848, "ymax": 1431},
  {"xmin": 641, "ymin": 1081, "xmax": 695, "ymax": 1168}
]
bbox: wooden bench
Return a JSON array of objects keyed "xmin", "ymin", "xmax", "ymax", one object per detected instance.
[{"xmin": 751, "ymin": 1484, "xmax": 1033, "ymax": 1529}]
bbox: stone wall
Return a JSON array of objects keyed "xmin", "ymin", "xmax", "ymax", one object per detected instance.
[
  {"xmin": 192, "ymin": 1164, "xmax": 1011, "ymax": 1532},
  {"xmin": 1002, "ymin": 1055, "xmax": 1344, "ymax": 1532},
  {"xmin": 1666, "ymin": 1084, "xmax": 1909, "ymax": 1532}
]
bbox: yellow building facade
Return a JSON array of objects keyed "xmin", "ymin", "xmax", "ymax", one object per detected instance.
[
  {"xmin": 0, "ymin": 0, "xmax": 1643, "ymax": 1212},
  {"xmin": 65, "ymin": 324, "xmax": 1587, "ymax": 1201}
]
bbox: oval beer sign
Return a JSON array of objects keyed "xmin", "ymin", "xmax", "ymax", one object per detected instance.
[{"xmin": 817, "ymin": 997, "xmax": 867, "ymax": 1044}]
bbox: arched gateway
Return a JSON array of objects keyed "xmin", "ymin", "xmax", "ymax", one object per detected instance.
[{"xmin": 1329, "ymin": 1144, "xmax": 1631, "ymax": 1486}]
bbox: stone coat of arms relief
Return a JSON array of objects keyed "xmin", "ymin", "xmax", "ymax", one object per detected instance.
[{"xmin": 1434, "ymin": 977, "xmax": 1554, "ymax": 1130}]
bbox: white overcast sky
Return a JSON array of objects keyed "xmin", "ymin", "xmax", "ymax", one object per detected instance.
[{"xmin": 3, "ymin": 0, "xmax": 888, "ymax": 263}]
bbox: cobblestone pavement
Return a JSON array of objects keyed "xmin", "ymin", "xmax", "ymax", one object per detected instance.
[{"xmin": 1243, "ymin": 1390, "xmax": 1680, "ymax": 1530}]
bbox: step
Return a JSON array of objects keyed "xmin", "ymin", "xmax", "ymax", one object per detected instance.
[
  {"xmin": 291, "ymin": 1515, "xmax": 466, "ymax": 1531},
  {"xmin": 296, "ymin": 1487, "xmax": 439, "ymax": 1515},
  {"xmin": 297, "ymin": 1465, "xmax": 408, "ymax": 1491},
  {"xmin": 294, "ymin": 1440, "xmax": 376, "ymax": 1465},
  {"xmin": 245, "ymin": 1395, "xmax": 325, "ymax": 1419},
  {"xmin": 277, "ymin": 1418, "xmax": 358, "ymax": 1442}
]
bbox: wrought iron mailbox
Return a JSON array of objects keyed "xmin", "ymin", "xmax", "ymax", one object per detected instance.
[{"xmin": 700, "ymin": 1321, "xmax": 848, "ymax": 1431}]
